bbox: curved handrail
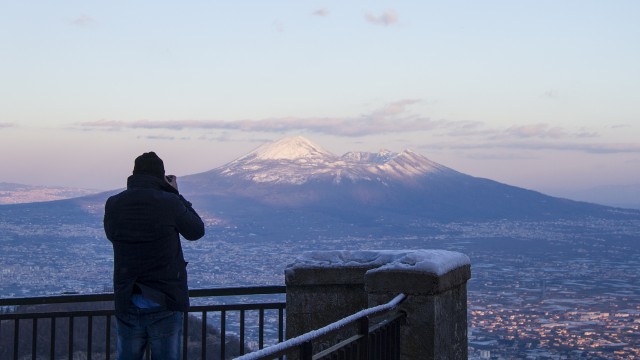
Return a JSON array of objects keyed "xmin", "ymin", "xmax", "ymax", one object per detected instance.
[{"xmin": 234, "ymin": 293, "xmax": 406, "ymax": 360}]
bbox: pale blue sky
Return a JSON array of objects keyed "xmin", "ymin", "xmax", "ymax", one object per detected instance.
[{"xmin": 1, "ymin": 1, "xmax": 639, "ymax": 194}]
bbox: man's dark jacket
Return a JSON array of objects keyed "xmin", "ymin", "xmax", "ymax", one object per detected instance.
[{"xmin": 104, "ymin": 174, "xmax": 205, "ymax": 315}]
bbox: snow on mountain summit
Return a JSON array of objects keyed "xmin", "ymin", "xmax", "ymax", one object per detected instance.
[
  {"xmin": 215, "ymin": 136, "xmax": 451, "ymax": 185},
  {"xmin": 241, "ymin": 136, "xmax": 335, "ymax": 162},
  {"xmin": 341, "ymin": 149, "xmax": 395, "ymax": 164},
  {"xmin": 371, "ymin": 150, "xmax": 450, "ymax": 179}
]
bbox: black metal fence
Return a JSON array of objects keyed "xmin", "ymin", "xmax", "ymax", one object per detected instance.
[
  {"xmin": 0, "ymin": 286, "xmax": 286, "ymax": 360},
  {"xmin": 234, "ymin": 294, "xmax": 406, "ymax": 360}
]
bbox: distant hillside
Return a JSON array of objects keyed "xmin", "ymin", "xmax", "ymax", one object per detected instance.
[
  {"xmin": 0, "ymin": 182, "xmax": 100, "ymax": 205},
  {"xmin": 1, "ymin": 137, "xmax": 639, "ymax": 240},
  {"xmin": 550, "ymin": 184, "xmax": 640, "ymax": 210}
]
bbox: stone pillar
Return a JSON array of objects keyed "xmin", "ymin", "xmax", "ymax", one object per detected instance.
[
  {"xmin": 285, "ymin": 260, "xmax": 374, "ymax": 356},
  {"xmin": 284, "ymin": 250, "xmax": 471, "ymax": 360},
  {"xmin": 366, "ymin": 261, "xmax": 471, "ymax": 359}
]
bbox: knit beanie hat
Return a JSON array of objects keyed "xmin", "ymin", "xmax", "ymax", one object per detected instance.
[{"xmin": 133, "ymin": 152, "xmax": 165, "ymax": 179}]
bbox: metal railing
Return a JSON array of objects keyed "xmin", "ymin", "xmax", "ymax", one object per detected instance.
[
  {"xmin": 234, "ymin": 294, "xmax": 406, "ymax": 360},
  {"xmin": 0, "ymin": 286, "xmax": 286, "ymax": 360}
]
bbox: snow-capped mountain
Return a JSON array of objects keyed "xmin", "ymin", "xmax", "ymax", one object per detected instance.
[
  {"xmin": 180, "ymin": 136, "xmax": 637, "ymax": 224},
  {"xmin": 204, "ymin": 136, "xmax": 452, "ymax": 185}
]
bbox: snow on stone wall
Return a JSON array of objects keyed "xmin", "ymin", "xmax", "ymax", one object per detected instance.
[{"xmin": 285, "ymin": 249, "xmax": 470, "ymax": 277}]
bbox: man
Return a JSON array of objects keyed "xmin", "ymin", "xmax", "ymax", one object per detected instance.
[{"xmin": 104, "ymin": 152, "xmax": 205, "ymax": 360}]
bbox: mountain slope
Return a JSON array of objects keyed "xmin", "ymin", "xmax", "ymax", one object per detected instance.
[{"xmin": 179, "ymin": 136, "xmax": 637, "ymax": 224}]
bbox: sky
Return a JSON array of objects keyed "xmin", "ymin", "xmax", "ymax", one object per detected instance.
[{"xmin": 1, "ymin": 1, "xmax": 639, "ymax": 196}]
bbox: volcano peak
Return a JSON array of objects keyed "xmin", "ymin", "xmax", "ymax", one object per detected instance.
[{"xmin": 243, "ymin": 136, "xmax": 335, "ymax": 162}]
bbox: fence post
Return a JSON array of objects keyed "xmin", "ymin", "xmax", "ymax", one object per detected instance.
[
  {"xmin": 300, "ymin": 341, "xmax": 313, "ymax": 360},
  {"xmin": 359, "ymin": 317, "xmax": 369, "ymax": 360}
]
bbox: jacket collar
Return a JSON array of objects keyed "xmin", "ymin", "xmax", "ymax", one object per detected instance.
[{"xmin": 127, "ymin": 174, "xmax": 179, "ymax": 194}]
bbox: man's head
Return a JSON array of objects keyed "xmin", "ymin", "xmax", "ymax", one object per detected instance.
[{"xmin": 133, "ymin": 152, "xmax": 165, "ymax": 179}]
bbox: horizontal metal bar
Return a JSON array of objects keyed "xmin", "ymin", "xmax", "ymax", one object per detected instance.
[
  {"xmin": 0, "ymin": 309, "xmax": 115, "ymax": 321},
  {"xmin": 0, "ymin": 293, "xmax": 114, "ymax": 306},
  {"xmin": 0, "ymin": 286, "xmax": 286, "ymax": 307},
  {"xmin": 189, "ymin": 285, "xmax": 286, "ymax": 298},
  {"xmin": 368, "ymin": 312, "xmax": 406, "ymax": 333},
  {"xmin": 189, "ymin": 302, "xmax": 285, "ymax": 313},
  {"xmin": 0, "ymin": 302, "xmax": 286, "ymax": 321},
  {"xmin": 313, "ymin": 333, "xmax": 365, "ymax": 358}
]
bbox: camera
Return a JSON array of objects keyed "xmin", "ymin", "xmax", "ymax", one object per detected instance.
[{"xmin": 165, "ymin": 175, "xmax": 178, "ymax": 191}]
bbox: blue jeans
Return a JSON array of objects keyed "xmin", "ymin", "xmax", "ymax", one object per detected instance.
[{"xmin": 116, "ymin": 306, "xmax": 183, "ymax": 360}]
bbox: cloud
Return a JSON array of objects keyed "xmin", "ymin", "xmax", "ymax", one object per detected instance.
[
  {"xmin": 138, "ymin": 135, "xmax": 179, "ymax": 141},
  {"xmin": 475, "ymin": 124, "xmax": 598, "ymax": 141},
  {"xmin": 423, "ymin": 140, "xmax": 640, "ymax": 154},
  {"xmin": 440, "ymin": 121, "xmax": 584, "ymax": 140},
  {"xmin": 464, "ymin": 152, "xmax": 538, "ymax": 161},
  {"xmin": 367, "ymin": 99, "xmax": 421, "ymax": 117},
  {"xmin": 505, "ymin": 124, "xmax": 567, "ymax": 139},
  {"xmin": 312, "ymin": 8, "xmax": 330, "ymax": 17},
  {"xmin": 570, "ymin": 143, "xmax": 640, "ymax": 154},
  {"xmin": 272, "ymin": 20, "xmax": 284, "ymax": 33},
  {"xmin": 79, "ymin": 100, "xmax": 467, "ymax": 137},
  {"xmin": 0, "ymin": 122, "xmax": 16, "ymax": 128},
  {"xmin": 417, "ymin": 121, "xmax": 632, "ymax": 155},
  {"xmin": 608, "ymin": 124, "xmax": 632, "ymax": 129},
  {"xmin": 71, "ymin": 15, "xmax": 95, "ymax": 27},
  {"xmin": 365, "ymin": 10, "xmax": 398, "ymax": 26},
  {"xmin": 76, "ymin": 102, "xmax": 607, "ymax": 158}
]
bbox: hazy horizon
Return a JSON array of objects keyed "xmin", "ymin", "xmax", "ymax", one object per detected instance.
[
  {"xmin": 1, "ymin": 1, "xmax": 639, "ymax": 195},
  {"xmin": 1, "ymin": 135, "xmax": 639, "ymax": 210}
]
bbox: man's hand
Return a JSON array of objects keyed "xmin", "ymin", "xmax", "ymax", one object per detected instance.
[{"xmin": 165, "ymin": 175, "xmax": 179, "ymax": 191}]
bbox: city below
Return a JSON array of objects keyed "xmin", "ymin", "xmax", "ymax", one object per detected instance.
[{"xmin": 1, "ymin": 217, "xmax": 638, "ymax": 359}]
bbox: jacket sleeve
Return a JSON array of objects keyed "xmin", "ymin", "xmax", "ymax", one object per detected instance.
[
  {"xmin": 103, "ymin": 197, "xmax": 114, "ymax": 241},
  {"xmin": 173, "ymin": 195, "xmax": 205, "ymax": 241}
]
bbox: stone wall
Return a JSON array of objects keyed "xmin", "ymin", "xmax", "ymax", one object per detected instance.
[{"xmin": 284, "ymin": 249, "xmax": 471, "ymax": 360}]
